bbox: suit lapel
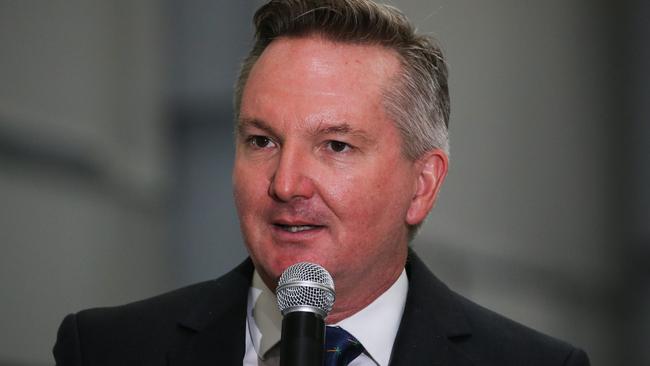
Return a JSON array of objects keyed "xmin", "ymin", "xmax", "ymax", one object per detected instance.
[
  {"xmin": 167, "ymin": 259, "xmax": 254, "ymax": 366},
  {"xmin": 389, "ymin": 251, "xmax": 475, "ymax": 366}
]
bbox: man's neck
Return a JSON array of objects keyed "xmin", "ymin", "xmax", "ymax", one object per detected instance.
[{"xmin": 324, "ymin": 263, "xmax": 405, "ymax": 324}]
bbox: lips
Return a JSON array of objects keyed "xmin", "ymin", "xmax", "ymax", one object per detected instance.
[
  {"xmin": 271, "ymin": 215, "xmax": 326, "ymax": 235},
  {"xmin": 274, "ymin": 224, "xmax": 323, "ymax": 233}
]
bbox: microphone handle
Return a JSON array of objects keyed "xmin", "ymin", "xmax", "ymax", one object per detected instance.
[{"xmin": 279, "ymin": 311, "xmax": 325, "ymax": 366}]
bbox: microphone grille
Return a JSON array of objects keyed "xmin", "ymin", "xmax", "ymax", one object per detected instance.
[{"xmin": 276, "ymin": 262, "xmax": 335, "ymax": 318}]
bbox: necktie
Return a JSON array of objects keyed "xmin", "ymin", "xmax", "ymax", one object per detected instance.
[{"xmin": 324, "ymin": 326, "xmax": 365, "ymax": 366}]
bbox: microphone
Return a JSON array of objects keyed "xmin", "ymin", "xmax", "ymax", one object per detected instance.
[{"xmin": 277, "ymin": 262, "xmax": 336, "ymax": 366}]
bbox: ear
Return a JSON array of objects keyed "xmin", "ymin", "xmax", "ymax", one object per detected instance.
[{"xmin": 406, "ymin": 149, "xmax": 449, "ymax": 225}]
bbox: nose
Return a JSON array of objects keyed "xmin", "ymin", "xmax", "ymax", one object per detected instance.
[{"xmin": 268, "ymin": 145, "xmax": 315, "ymax": 202}]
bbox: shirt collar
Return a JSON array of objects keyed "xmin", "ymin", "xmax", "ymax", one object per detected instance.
[
  {"xmin": 333, "ymin": 269, "xmax": 408, "ymax": 366},
  {"xmin": 246, "ymin": 269, "xmax": 409, "ymax": 366},
  {"xmin": 247, "ymin": 271, "xmax": 282, "ymax": 359}
]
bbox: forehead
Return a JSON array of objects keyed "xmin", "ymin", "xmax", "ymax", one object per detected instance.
[
  {"xmin": 240, "ymin": 36, "xmax": 402, "ymax": 130},
  {"xmin": 251, "ymin": 35, "xmax": 401, "ymax": 84}
]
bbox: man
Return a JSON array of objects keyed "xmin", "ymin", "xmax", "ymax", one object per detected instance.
[{"xmin": 54, "ymin": 1, "xmax": 590, "ymax": 365}]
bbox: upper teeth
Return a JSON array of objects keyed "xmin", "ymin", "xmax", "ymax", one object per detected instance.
[{"xmin": 285, "ymin": 225, "xmax": 315, "ymax": 233}]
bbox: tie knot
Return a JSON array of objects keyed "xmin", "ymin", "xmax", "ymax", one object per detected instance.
[{"xmin": 324, "ymin": 326, "xmax": 365, "ymax": 366}]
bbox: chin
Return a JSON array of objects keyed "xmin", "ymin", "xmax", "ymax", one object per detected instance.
[
  {"xmin": 266, "ymin": 249, "xmax": 331, "ymax": 277},
  {"xmin": 246, "ymin": 230, "xmax": 336, "ymax": 271}
]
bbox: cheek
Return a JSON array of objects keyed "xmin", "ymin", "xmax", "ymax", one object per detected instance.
[
  {"xmin": 316, "ymin": 169, "xmax": 356, "ymax": 202},
  {"xmin": 234, "ymin": 156, "xmax": 271, "ymax": 192},
  {"xmin": 338, "ymin": 166, "xmax": 413, "ymax": 228},
  {"xmin": 232, "ymin": 172, "xmax": 248, "ymax": 214},
  {"xmin": 233, "ymin": 164, "xmax": 268, "ymax": 222},
  {"xmin": 315, "ymin": 169, "xmax": 379, "ymax": 226},
  {"xmin": 325, "ymin": 171, "xmax": 405, "ymax": 225}
]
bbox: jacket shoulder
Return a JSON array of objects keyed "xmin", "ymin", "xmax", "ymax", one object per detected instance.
[
  {"xmin": 401, "ymin": 250, "xmax": 589, "ymax": 366},
  {"xmin": 453, "ymin": 293, "xmax": 590, "ymax": 365},
  {"xmin": 54, "ymin": 280, "xmax": 218, "ymax": 365},
  {"xmin": 75, "ymin": 278, "xmax": 219, "ymax": 329},
  {"xmin": 54, "ymin": 258, "xmax": 254, "ymax": 365}
]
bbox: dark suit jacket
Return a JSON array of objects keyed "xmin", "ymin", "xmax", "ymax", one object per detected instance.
[{"xmin": 53, "ymin": 251, "xmax": 590, "ymax": 365}]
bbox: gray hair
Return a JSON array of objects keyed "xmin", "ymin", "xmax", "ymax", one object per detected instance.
[{"xmin": 234, "ymin": 0, "xmax": 450, "ymax": 159}]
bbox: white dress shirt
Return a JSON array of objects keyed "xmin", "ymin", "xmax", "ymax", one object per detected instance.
[{"xmin": 243, "ymin": 269, "xmax": 409, "ymax": 366}]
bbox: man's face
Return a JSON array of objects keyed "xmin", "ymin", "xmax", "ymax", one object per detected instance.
[{"xmin": 233, "ymin": 36, "xmax": 439, "ymax": 307}]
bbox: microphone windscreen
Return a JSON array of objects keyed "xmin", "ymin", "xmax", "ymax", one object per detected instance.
[{"xmin": 276, "ymin": 262, "xmax": 335, "ymax": 318}]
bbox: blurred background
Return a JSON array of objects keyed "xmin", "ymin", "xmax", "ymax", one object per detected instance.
[{"xmin": 1, "ymin": 0, "xmax": 648, "ymax": 365}]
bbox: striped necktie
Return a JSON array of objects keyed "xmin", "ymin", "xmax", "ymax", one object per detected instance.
[{"xmin": 324, "ymin": 326, "xmax": 365, "ymax": 366}]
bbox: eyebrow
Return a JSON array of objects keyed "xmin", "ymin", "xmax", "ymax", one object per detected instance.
[
  {"xmin": 237, "ymin": 117, "xmax": 374, "ymax": 144},
  {"xmin": 310, "ymin": 122, "xmax": 374, "ymax": 144},
  {"xmin": 237, "ymin": 118, "xmax": 278, "ymax": 137}
]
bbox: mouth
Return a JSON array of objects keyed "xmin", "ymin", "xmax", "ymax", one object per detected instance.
[{"xmin": 273, "ymin": 224, "xmax": 324, "ymax": 233}]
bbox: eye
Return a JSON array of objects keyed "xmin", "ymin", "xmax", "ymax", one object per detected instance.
[
  {"xmin": 327, "ymin": 140, "xmax": 351, "ymax": 153},
  {"xmin": 247, "ymin": 135, "xmax": 275, "ymax": 149}
]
